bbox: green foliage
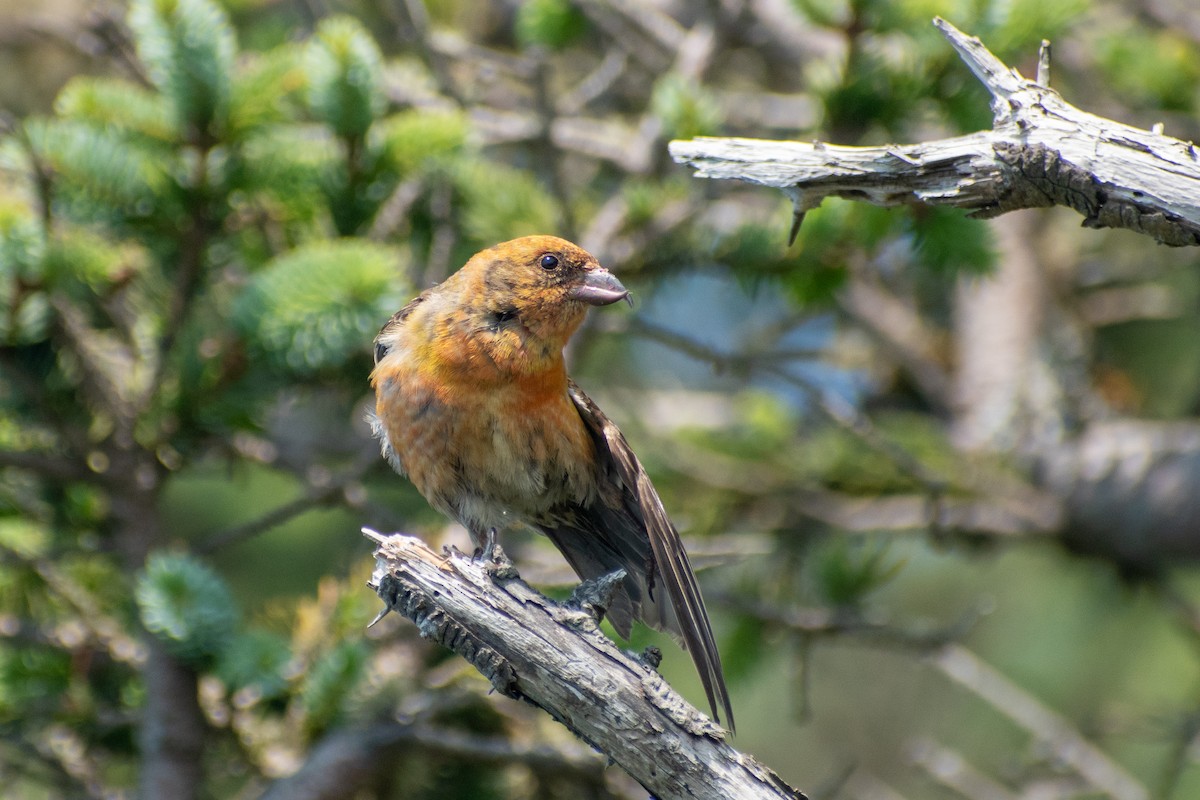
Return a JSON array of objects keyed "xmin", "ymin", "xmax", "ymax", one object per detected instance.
[
  {"xmin": 215, "ymin": 630, "xmax": 292, "ymax": 698},
  {"xmin": 24, "ymin": 117, "xmax": 172, "ymax": 213},
  {"xmin": 54, "ymin": 77, "xmax": 176, "ymax": 143},
  {"xmin": 233, "ymin": 239, "xmax": 407, "ymax": 374},
  {"xmin": 0, "ymin": 203, "xmax": 48, "ymax": 343},
  {"xmin": 128, "ymin": 0, "xmax": 237, "ymax": 138},
  {"xmin": 373, "ymin": 109, "xmax": 470, "ymax": 176},
  {"xmin": 515, "ymin": 0, "xmax": 588, "ymax": 50},
  {"xmin": 306, "ymin": 16, "xmax": 384, "ymax": 140},
  {"xmin": 1097, "ymin": 30, "xmax": 1200, "ymax": 113},
  {"xmin": 980, "ymin": 0, "xmax": 1090, "ymax": 57},
  {"xmin": 908, "ymin": 206, "xmax": 995, "ymax": 274},
  {"xmin": 720, "ymin": 613, "xmax": 770, "ymax": 683},
  {"xmin": 136, "ymin": 553, "xmax": 239, "ymax": 666},
  {"xmin": 233, "ymin": 126, "xmax": 339, "ymax": 224},
  {"xmin": 794, "ymin": 199, "xmax": 896, "ymax": 263},
  {"xmin": 788, "ymin": 0, "xmax": 850, "ymax": 29},
  {"xmin": 227, "ymin": 44, "xmax": 309, "ymax": 139},
  {"xmin": 301, "ymin": 640, "xmax": 368, "ymax": 733},
  {"xmin": 819, "ymin": 41, "xmax": 927, "ymax": 136},
  {"xmin": 683, "ymin": 391, "xmax": 799, "ymax": 462},
  {"xmin": 0, "ymin": 516, "xmax": 48, "ymax": 558},
  {"xmin": 814, "ymin": 536, "xmax": 905, "ymax": 607},
  {"xmin": 622, "ymin": 176, "xmax": 690, "ymax": 227},
  {"xmin": 0, "ymin": 646, "xmax": 71, "ymax": 715},
  {"xmin": 6, "ymin": 2, "xmax": 1200, "ymax": 797},
  {"xmin": 651, "ymin": 75, "xmax": 723, "ymax": 140},
  {"xmin": 42, "ymin": 227, "xmax": 147, "ymax": 295},
  {"xmin": 453, "ymin": 158, "xmax": 559, "ymax": 247}
]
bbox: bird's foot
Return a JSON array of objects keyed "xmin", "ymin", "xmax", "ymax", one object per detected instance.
[
  {"xmin": 474, "ymin": 528, "xmax": 517, "ymax": 577},
  {"xmin": 472, "ymin": 527, "xmax": 499, "ymax": 560},
  {"xmin": 568, "ymin": 568, "xmax": 627, "ymax": 624},
  {"xmin": 471, "ymin": 527, "xmax": 497, "ymax": 561},
  {"xmin": 637, "ymin": 645, "xmax": 663, "ymax": 671}
]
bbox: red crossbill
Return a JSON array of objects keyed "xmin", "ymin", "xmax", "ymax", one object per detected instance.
[{"xmin": 370, "ymin": 235, "xmax": 733, "ymax": 729}]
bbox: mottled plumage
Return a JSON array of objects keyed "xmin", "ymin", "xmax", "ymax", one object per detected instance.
[{"xmin": 370, "ymin": 235, "xmax": 733, "ymax": 729}]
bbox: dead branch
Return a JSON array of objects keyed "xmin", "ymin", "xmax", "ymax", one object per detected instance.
[
  {"xmin": 364, "ymin": 530, "xmax": 805, "ymax": 800},
  {"xmin": 669, "ymin": 18, "xmax": 1200, "ymax": 247}
]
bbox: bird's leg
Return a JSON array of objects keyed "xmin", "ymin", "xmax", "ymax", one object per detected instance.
[
  {"xmin": 473, "ymin": 527, "xmax": 499, "ymax": 561},
  {"xmin": 472, "ymin": 528, "xmax": 517, "ymax": 577},
  {"xmin": 568, "ymin": 568, "xmax": 627, "ymax": 625}
]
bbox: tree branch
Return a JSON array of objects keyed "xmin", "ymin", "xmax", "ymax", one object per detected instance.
[
  {"xmin": 0, "ymin": 449, "xmax": 91, "ymax": 483},
  {"xmin": 261, "ymin": 721, "xmax": 618, "ymax": 800},
  {"xmin": 669, "ymin": 18, "xmax": 1200, "ymax": 247},
  {"xmin": 364, "ymin": 530, "xmax": 806, "ymax": 800},
  {"xmin": 932, "ymin": 645, "xmax": 1149, "ymax": 800}
]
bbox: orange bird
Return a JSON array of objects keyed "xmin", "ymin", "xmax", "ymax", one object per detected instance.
[{"xmin": 370, "ymin": 235, "xmax": 733, "ymax": 729}]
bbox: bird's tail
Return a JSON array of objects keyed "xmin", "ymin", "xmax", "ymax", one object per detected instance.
[{"xmin": 541, "ymin": 512, "xmax": 735, "ymax": 732}]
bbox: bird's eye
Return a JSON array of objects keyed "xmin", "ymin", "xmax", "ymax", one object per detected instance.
[{"xmin": 539, "ymin": 254, "xmax": 559, "ymax": 270}]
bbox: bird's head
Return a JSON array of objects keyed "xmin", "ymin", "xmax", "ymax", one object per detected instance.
[{"xmin": 463, "ymin": 235, "xmax": 629, "ymax": 353}]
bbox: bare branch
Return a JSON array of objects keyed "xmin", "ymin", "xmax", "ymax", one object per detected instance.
[
  {"xmin": 365, "ymin": 530, "xmax": 806, "ymax": 800},
  {"xmin": 838, "ymin": 272, "xmax": 952, "ymax": 408},
  {"xmin": 0, "ymin": 449, "xmax": 91, "ymax": 483},
  {"xmin": 932, "ymin": 645, "xmax": 1149, "ymax": 800},
  {"xmin": 670, "ymin": 18, "xmax": 1200, "ymax": 247},
  {"xmin": 909, "ymin": 738, "xmax": 1016, "ymax": 800},
  {"xmin": 195, "ymin": 483, "xmax": 344, "ymax": 555},
  {"xmin": 261, "ymin": 721, "xmax": 620, "ymax": 800}
]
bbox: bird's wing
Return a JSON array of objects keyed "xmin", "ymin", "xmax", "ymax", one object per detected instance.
[
  {"xmin": 373, "ymin": 294, "xmax": 427, "ymax": 365},
  {"xmin": 561, "ymin": 379, "xmax": 734, "ymax": 730}
]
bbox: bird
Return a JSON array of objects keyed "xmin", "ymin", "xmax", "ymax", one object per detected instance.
[{"xmin": 369, "ymin": 235, "xmax": 733, "ymax": 730}]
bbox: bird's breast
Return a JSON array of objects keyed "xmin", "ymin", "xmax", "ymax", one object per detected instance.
[{"xmin": 372, "ymin": 350, "xmax": 598, "ymax": 535}]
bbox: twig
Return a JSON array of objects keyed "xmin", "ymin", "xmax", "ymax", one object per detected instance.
[
  {"xmin": 722, "ymin": 594, "xmax": 980, "ymax": 651},
  {"xmin": 838, "ymin": 271, "xmax": 952, "ymax": 409},
  {"xmin": 532, "ymin": 51, "xmax": 577, "ymax": 240},
  {"xmin": 392, "ymin": 0, "xmax": 467, "ymax": 106},
  {"xmin": 261, "ymin": 719, "xmax": 622, "ymax": 800},
  {"xmin": 367, "ymin": 177, "xmax": 425, "ymax": 241},
  {"xmin": 0, "ymin": 727, "xmax": 108, "ymax": 800},
  {"xmin": 196, "ymin": 483, "xmax": 345, "ymax": 554},
  {"xmin": 49, "ymin": 296, "xmax": 137, "ymax": 427},
  {"xmin": 909, "ymin": 738, "xmax": 1016, "ymax": 800},
  {"xmin": 365, "ymin": 530, "xmax": 806, "ymax": 800},
  {"xmin": 0, "ymin": 449, "xmax": 91, "ymax": 483},
  {"xmin": 558, "ymin": 50, "xmax": 628, "ymax": 115},
  {"xmin": 627, "ymin": 316, "xmax": 950, "ymax": 506},
  {"xmin": 932, "ymin": 644, "xmax": 1149, "ymax": 800},
  {"xmin": 572, "ymin": 0, "xmax": 678, "ymax": 72},
  {"xmin": 147, "ymin": 144, "xmax": 216, "ymax": 415}
]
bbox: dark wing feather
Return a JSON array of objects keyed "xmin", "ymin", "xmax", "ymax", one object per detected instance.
[
  {"xmin": 373, "ymin": 294, "xmax": 427, "ymax": 364},
  {"xmin": 558, "ymin": 379, "xmax": 734, "ymax": 730}
]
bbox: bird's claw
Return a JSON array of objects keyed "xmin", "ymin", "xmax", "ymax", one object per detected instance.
[
  {"xmin": 473, "ymin": 528, "xmax": 517, "ymax": 577},
  {"xmin": 471, "ymin": 527, "xmax": 497, "ymax": 562},
  {"xmin": 568, "ymin": 568, "xmax": 627, "ymax": 624},
  {"xmin": 637, "ymin": 645, "xmax": 663, "ymax": 671}
]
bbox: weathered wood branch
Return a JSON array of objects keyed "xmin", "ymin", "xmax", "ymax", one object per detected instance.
[
  {"xmin": 669, "ymin": 17, "xmax": 1200, "ymax": 247},
  {"xmin": 364, "ymin": 529, "xmax": 805, "ymax": 800}
]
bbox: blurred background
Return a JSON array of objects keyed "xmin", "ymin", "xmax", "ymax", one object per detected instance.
[{"xmin": 2, "ymin": 0, "xmax": 1200, "ymax": 798}]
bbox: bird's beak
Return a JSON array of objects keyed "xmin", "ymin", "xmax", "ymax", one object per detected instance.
[{"xmin": 569, "ymin": 268, "xmax": 630, "ymax": 306}]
